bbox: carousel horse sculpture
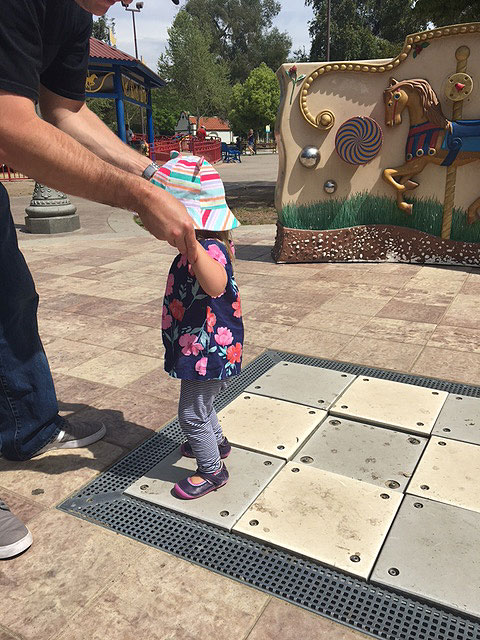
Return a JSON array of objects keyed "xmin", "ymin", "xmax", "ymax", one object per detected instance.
[{"xmin": 383, "ymin": 77, "xmax": 480, "ymax": 223}]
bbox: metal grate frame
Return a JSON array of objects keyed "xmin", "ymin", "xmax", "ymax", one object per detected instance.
[{"xmin": 58, "ymin": 350, "xmax": 480, "ymax": 640}]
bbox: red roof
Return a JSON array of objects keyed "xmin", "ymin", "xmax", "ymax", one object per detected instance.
[
  {"xmin": 89, "ymin": 37, "xmax": 137, "ymax": 62},
  {"xmin": 189, "ymin": 116, "xmax": 231, "ymax": 131}
]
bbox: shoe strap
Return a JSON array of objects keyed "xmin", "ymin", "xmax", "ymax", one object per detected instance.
[{"xmin": 196, "ymin": 467, "xmax": 224, "ymax": 486}]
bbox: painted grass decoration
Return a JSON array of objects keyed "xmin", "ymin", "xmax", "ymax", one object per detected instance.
[{"xmin": 279, "ymin": 193, "xmax": 480, "ymax": 244}]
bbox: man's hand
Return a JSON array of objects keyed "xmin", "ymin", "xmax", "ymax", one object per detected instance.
[{"xmin": 138, "ymin": 185, "xmax": 197, "ymax": 262}]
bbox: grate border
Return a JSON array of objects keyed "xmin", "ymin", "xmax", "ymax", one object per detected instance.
[{"xmin": 58, "ymin": 350, "xmax": 480, "ymax": 640}]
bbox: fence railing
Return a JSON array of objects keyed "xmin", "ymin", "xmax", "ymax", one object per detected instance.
[
  {"xmin": 151, "ymin": 136, "xmax": 222, "ymax": 165},
  {"xmin": 0, "ymin": 164, "xmax": 29, "ymax": 182}
]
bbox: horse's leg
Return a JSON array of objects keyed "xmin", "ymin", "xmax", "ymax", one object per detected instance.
[
  {"xmin": 467, "ymin": 197, "xmax": 480, "ymax": 224},
  {"xmin": 383, "ymin": 158, "xmax": 427, "ymax": 214}
]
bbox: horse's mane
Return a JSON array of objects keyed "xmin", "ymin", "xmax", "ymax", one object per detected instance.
[{"xmin": 385, "ymin": 78, "xmax": 450, "ymax": 129}]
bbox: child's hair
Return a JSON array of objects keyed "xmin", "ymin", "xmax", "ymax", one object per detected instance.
[{"xmin": 196, "ymin": 229, "xmax": 234, "ymax": 262}]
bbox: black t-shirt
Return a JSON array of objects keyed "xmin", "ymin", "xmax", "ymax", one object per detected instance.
[{"xmin": 0, "ymin": 0, "xmax": 93, "ymax": 103}]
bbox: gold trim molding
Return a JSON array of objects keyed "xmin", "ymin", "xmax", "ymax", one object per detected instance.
[{"xmin": 299, "ymin": 22, "xmax": 480, "ymax": 128}]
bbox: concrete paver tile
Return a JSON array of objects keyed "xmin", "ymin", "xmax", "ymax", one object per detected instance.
[
  {"xmin": 72, "ymin": 388, "xmax": 178, "ymax": 449},
  {"xmin": 54, "ymin": 548, "xmax": 268, "ymax": 640},
  {"xmin": 297, "ymin": 310, "xmax": 370, "ymax": 336},
  {"xmin": 123, "ymin": 367, "xmax": 180, "ymax": 399},
  {"xmin": 0, "ymin": 510, "xmax": 142, "ymax": 640},
  {"xmin": 376, "ymin": 300, "xmax": 447, "ymax": 323},
  {"xmin": 392, "ymin": 288, "xmax": 457, "ymax": 306},
  {"xmin": 52, "ymin": 372, "xmax": 117, "ymax": 415},
  {"xmin": 244, "ymin": 302, "xmax": 313, "ymax": 326},
  {"xmin": 320, "ymin": 295, "xmax": 391, "ymax": 316},
  {"xmin": 242, "ymin": 319, "xmax": 291, "ymax": 347},
  {"xmin": 43, "ymin": 338, "xmax": 109, "ymax": 375},
  {"xmin": 411, "ymin": 347, "xmax": 480, "ymax": 386},
  {"xmin": 336, "ymin": 337, "xmax": 424, "ymax": 371},
  {"xmin": 271, "ymin": 327, "xmax": 351, "ymax": 359},
  {"xmin": 358, "ymin": 317, "xmax": 437, "ymax": 345},
  {"xmin": 67, "ymin": 349, "xmax": 161, "ymax": 386},
  {"xmin": 427, "ymin": 325, "xmax": 480, "ymax": 353},
  {"xmin": 116, "ymin": 328, "xmax": 165, "ymax": 359},
  {"xmin": 0, "ymin": 487, "xmax": 46, "ymax": 524},
  {"xmin": 441, "ymin": 294, "xmax": 480, "ymax": 329},
  {"xmin": 0, "ymin": 441, "xmax": 126, "ymax": 507},
  {"xmin": 247, "ymin": 599, "xmax": 371, "ymax": 640}
]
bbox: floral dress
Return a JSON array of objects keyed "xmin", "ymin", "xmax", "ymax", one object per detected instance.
[{"xmin": 162, "ymin": 239, "xmax": 244, "ymax": 381}]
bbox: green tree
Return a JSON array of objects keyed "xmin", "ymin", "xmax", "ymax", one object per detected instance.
[
  {"xmin": 92, "ymin": 15, "xmax": 116, "ymax": 43},
  {"xmin": 306, "ymin": 0, "xmax": 425, "ymax": 62},
  {"xmin": 158, "ymin": 11, "xmax": 231, "ymax": 124},
  {"xmin": 414, "ymin": 0, "xmax": 478, "ymax": 26},
  {"xmin": 151, "ymin": 86, "xmax": 184, "ymax": 135},
  {"xmin": 185, "ymin": 0, "xmax": 292, "ymax": 82},
  {"xmin": 228, "ymin": 63, "xmax": 280, "ymax": 136},
  {"xmin": 87, "ymin": 98, "xmax": 117, "ymax": 131}
]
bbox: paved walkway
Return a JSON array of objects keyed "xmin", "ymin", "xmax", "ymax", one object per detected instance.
[{"xmin": 1, "ymin": 158, "xmax": 479, "ymax": 640}]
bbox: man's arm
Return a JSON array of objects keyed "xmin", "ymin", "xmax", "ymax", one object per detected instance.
[
  {"xmin": 39, "ymin": 85, "xmax": 151, "ymax": 177},
  {"xmin": 0, "ymin": 91, "xmax": 197, "ymax": 260}
]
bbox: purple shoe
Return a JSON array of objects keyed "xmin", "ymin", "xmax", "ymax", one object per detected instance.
[
  {"xmin": 180, "ymin": 437, "xmax": 231, "ymax": 460},
  {"xmin": 174, "ymin": 464, "xmax": 229, "ymax": 500}
]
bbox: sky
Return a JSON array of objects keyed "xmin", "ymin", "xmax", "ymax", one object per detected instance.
[{"xmin": 105, "ymin": 0, "xmax": 314, "ymax": 71}]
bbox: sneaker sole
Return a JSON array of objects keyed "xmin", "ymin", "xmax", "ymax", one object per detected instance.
[{"xmin": 0, "ymin": 529, "xmax": 33, "ymax": 559}]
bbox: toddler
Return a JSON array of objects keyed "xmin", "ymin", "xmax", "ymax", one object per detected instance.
[{"xmin": 152, "ymin": 154, "xmax": 243, "ymax": 499}]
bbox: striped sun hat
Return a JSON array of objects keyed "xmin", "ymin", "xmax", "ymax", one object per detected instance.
[{"xmin": 151, "ymin": 155, "xmax": 240, "ymax": 231}]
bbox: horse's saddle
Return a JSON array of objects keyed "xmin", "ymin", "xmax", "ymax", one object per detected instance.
[{"xmin": 441, "ymin": 120, "xmax": 480, "ymax": 166}]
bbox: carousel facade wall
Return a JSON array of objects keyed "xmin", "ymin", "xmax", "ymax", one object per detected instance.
[{"xmin": 274, "ymin": 23, "xmax": 480, "ymax": 265}]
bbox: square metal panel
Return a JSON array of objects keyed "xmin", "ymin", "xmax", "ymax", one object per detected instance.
[
  {"xmin": 124, "ymin": 445, "xmax": 284, "ymax": 530},
  {"xmin": 217, "ymin": 393, "xmax": 326, "ymax": 459},
  {"xmin": 293, "ymin": 416, "xmax": 427, "ymax": 491},
  {"xmin": 407, "ymin": 436, "xmax": 480, "ymax": 514},
  {"xmin": 245, "ymin": 361, "xmax": 356, "ymax": 409},
  {"xmin": 372, "ymin": 494, "xmax": 480, "ymax": 619},
  {"xmin": 331, "ymin": 377, "xmax": 448, "ymax": 435},
  {"xmin": 432, "ymin": 393, "xmax": 480, "ymax": 445},
  {"xmin": 234, "ymin": 462, "xmax": 402, "ymax": 580}
]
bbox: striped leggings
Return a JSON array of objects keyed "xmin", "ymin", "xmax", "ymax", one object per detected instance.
[{"xmin": 178, "ymin": 379, "xmax": 227, "ymax": 473}]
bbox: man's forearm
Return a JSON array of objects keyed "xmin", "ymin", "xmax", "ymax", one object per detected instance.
[
  {"xmin": 39, "ymin": 87, "xmax": 151, "ymax": 177},
  {"xmin": 0, "ymin": 105, "xmax": 149, "ymax": 213}
]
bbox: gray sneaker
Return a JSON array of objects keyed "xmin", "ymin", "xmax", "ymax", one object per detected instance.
[
  {"xmin": 34, "ymin": 420, "xmax": 106, "ymax": 457},
  {"xmin": 0, "ymin": 500, "xmax": 33, "ymax": 559}
]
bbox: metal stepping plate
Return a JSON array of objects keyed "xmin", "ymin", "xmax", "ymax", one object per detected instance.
[
  {"xmin": 432, "ymin": 393, "xmax": 480, "ymax": 445},
  {"xmin": 245, "ymin": 361, "xmax": 356, "ymax": 409},
  {"xmin": 372, "ymin": 494, "xmax": 480, "ymax": 618},
  {"xmin": 234, "ymin": 462, "xmax": 403, "ymax": 580},
  {"xmin": 124, "ymin": 446, "xmax": 284, "ymax": 531},
  {"xmin": 330, "ymin": 377, "xmax": 448, "ymax": 436},
  {"xmin": 293, "ymin": 416, "xmax": 427, "ymax": 491},
  {"xmin": 407, "ymin": 436, "xmax": 480, "ymax": 514},
  {"xmin": 217, "ymin": 393, "xmax": 326, "ymax": 459}
]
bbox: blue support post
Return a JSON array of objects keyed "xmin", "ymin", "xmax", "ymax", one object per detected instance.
[
  {"xmin": 114, "ymin": 68, "xmax": 126, "ymax": 142},
  {"xmin": 146, "ymin": 86, "xmax": 155, "ymax": 160}
]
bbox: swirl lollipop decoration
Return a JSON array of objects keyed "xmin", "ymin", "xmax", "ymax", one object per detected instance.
[{"xmin": 335, "ymin": 116, "xmax": 383, "ymax": 165}]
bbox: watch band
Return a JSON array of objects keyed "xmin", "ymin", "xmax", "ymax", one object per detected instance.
[{"xmin": 141, "ymin": 162, "xmax": 160, "ymax": 180}]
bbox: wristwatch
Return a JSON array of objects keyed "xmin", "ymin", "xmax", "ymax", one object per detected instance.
[{"xmin": 141, "ymin": 161, "xmax": 160, "ymax": 180}]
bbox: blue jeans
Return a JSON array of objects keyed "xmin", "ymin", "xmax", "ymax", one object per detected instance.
[{"xmin": 0, "ymin": 183, "xmax": 62, "ymax": 460}]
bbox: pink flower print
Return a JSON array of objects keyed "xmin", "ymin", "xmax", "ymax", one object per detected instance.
[
  {"xmin": 215, "ymin": 327, "xmax": 233, "ymax": 346},
  {"xmin": 207, "ymin": 243, "xmax": 227, "ymax": 266},
  {"xmin": 165, "ymin": 273, "xmax": 174, "ymax": 297},
  {"xmin": 206, "ymin": 306, "xmax": 216, "ymax": 333},
  {"xmin": 177, "ymin": 254, "xmax": 188, "ymax": 268},
  {"xmin": 169, "ymin": 299, "xmax": 185, "ymax": 321},
  {"xmin": 227, "ymin": 342, "xmax": 242, "ymax": 364},
  {"xmin": 232, "ymin": 296, "xmax": 242, "ymax": 318},
  {"xmin": 230, "ymin": 241, "xmax": 235, "ymax": 256},
  {"xmin": 179, "ymin": 333, "xmax": 204, "ymax": 356},
  {"xmin": 195, "ymin": 357, "xmax": 208, "ymax": 376},
  {"xmin": 162, "ymin": 305, "xmax": 172, "ymax": 330}
]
